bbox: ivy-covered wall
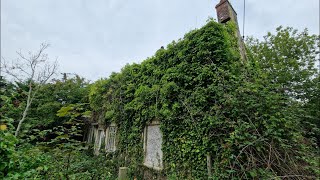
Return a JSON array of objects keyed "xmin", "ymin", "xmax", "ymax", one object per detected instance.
[{"xmin": 89, "ymin": 20, "xmax": 315, "ymax": 179}]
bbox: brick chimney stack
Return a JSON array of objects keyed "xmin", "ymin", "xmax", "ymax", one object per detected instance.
[
  {"xmin": 215, "ymin": 0, "xmax": 246, "ymax": 60},
  {"xmin": 215, "ymin": 0, "xmax": 238, "ymax": 24}
]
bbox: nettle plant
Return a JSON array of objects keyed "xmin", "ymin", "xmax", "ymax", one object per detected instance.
[{"xmin": 89, "ymin": 20, "xmax": 318, "ymax": 179}]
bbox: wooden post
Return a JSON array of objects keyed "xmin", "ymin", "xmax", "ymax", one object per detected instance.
[
  {"xmin": 118, "ymin": 167, "xmax": 129, "ymax": 180},
  {"xmin": 207, "ymin": 154, "xmax": 212, "ymax": 178}
]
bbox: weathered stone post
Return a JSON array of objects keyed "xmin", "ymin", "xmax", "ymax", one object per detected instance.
[
  {"xmin": 207, "ymin": 154, "xmax": 212, "ymax": 178},
  {"xmin": 118, "ymin": 167, "xmax": 129, "ymax": 180}
]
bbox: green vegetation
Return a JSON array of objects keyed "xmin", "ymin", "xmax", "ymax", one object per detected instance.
[
  {"xmin": 247, "ymin": 27, "xmax": 320, "ymax": 145},
  {"xmin": 1, "ymin": 20, "xmax": 319, "ymax": 179}
]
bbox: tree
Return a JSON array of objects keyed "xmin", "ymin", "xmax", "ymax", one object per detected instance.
[
  {"xmin": 247, "ymin": 26, "xmax": 320, "ymax": 145},
  {"xmin": 246, "ymin": 26, "xmax": 319, "ymax": 100},
  {"xmin": 23, "ymin": 75, "xmax": 90, "ymax": 143},
  {"xmin": 1, "ymin": 43, "xmax": 58, "ymax": 137},
  {"xmin": 28, "ymin": 75, "xmax": 89, "ymax": 127}
]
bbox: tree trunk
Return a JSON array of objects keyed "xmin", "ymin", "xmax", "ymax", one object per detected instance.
[
  {"xmin": 14, "ymin": 103, "xmax": 30, "ymax": 136},
  {"xmin": 15, "ymin": 84, "xmax": 32, "ymax": 137}
]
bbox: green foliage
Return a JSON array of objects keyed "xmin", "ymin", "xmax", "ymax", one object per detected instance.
[
  {"xmin": 1, "ymin": 144, "xmax": 117, "ymax": 179},
  {"xmin": 1, "ymin": 100, "xmax": 111, "ymax": 179},
  {"xmin": 0, "ymin": 78, "xmax": 20, "ymax": 178},
  {"xmin": 301, "ymin": 75, "xmax": 320, "ymax": 144},
  {"xmin": 247, "ymin": 26, "xmax": 320, "ymax": 148},
  {"xmin": 14, "ymin": 76, "xmax": 91, "ymax": 144},
  {"xmin": 0, "ymin": 75, "xmax": 99, "ymax": 179},
  {"xmin": 246, "ymin": 26, "xmax": 319, "ymax": 100},
  {"xmin": 0, "ymin": 79, "xmax": 25, "ymax": 125},
  {"xmin": 0, "ymin": 128, "xmax": 17, "ymax": 177},
  {"xmin": 28, "ymin": 75, "xmax": 90, "ymax": 127}
]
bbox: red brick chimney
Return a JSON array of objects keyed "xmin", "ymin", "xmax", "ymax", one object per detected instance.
[{"xmin": 215, "ymin": 0, "xmax": 238, "ymax": 24}]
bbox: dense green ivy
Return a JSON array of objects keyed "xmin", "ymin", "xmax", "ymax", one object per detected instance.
[{"xmin": 89, "ymin": 20, "xmax": 318, "ymax": 179}]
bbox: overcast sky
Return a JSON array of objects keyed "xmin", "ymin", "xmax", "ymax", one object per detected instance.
[{"xmin": 1, "ymin": 0, "xmax": 319, "ymax": 81}]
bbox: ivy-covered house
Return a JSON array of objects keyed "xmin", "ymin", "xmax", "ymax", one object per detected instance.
[{"xmin": 87, "ymin": 0, "xmax": 247, "ymax": 178}]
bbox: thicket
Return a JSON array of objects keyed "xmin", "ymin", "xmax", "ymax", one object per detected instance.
[
  {"xmin": 247, "ymin": 27, "xmax": 320, "ymax": 146},
  {"xmin": 89, "ymin": 20, "xmax": 319, "ymax": 179},
  {"xmin": 0, "ymin": 77, "xmax": 107, "ymax": 179}
]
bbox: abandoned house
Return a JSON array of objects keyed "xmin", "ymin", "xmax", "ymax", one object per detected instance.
[{"xmin": 85, "ymin": 0, "xmax": 246, "ymax": 178}]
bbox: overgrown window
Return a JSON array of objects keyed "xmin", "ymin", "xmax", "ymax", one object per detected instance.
[
  {"xmin": 143, "ymin": 121, "xmax": 163, "ymax": 170},
  {"xmin": 87, "ymin": 127, "xmax": 93, "ymax": 143},
  {"xmin": 105, "ymin": 124, "xmax": 117, "ymax": 152},
  {"xmin": 94, "ymin": 129, "xmax": 105, "ymax": 155},
  {"xmin": 87, "ymin": 125, "xmax": 97, "ymax": 143}
]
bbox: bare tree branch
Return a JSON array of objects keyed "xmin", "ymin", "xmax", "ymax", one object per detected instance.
[{"xmin": 2, "ymin": 43, "xmax": 58, "ymax": 137}]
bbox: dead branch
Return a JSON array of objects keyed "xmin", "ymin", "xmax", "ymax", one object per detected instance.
[{"xmin": 2, "ymin": 43, "xmax": 58, "ymax": 137}]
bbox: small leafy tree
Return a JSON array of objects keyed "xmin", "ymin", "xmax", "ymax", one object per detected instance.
[
  {"xmin": 1, "ymin": 43, "xmax": 58, "ymax": 137},
  {"xmin": 246, "ymin": 26, "xmax": 319, "ymax": 100},
  {"xmin": 247, "ymin": 27, "xmax": 320, "ymax": 144}
]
